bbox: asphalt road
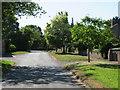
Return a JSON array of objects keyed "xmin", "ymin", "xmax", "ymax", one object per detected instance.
[{"xmin": 2, "ymin": 51, "xmax": 85, "ymax": 88}]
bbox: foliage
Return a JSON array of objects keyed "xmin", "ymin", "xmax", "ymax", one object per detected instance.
[
  {"xmin": 2, "ymin": 2, "xmax": 46, "ymax": 52},
  {"xmin": 4, "ymin": 39, "xmax": 12, "ymax": 53},
  {"xmin": 65, "ymin": 62, "xmax": 119, "ymax": 88},
  {"xmin": 112, "ymin": 16, "xmax": 120, "ymax": 25},
  {"xmin": 70, "ymin": 16, "xmax": 116, "ymax": 62},
  {"xmin": 9, "ymin": 44, "xmax": 16, "ymax": 52},
  {"xmin": 2, "ymin": 2, "xmax": 45, "ymax": 39},
  {"xmin": 44, "ymin": 11, "xmax": 71, "ymax": 53},
  {"xmin": 68, "ymin": 45, "xmax": 76, "ymax": 52},
  {"xmin": 20, "ymin": 25, "xmax": 46, "ymax": 51},
  {"xmin": 0, "ymin": 59, "xmax": 14, "ymax": 73}
]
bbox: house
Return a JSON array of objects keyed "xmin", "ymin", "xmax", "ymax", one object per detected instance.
[{"xmin": 110, "ymin": 17, "xmax": 120, "ymax": 39}]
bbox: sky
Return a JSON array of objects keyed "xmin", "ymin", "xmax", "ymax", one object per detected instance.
[{"xmin": 17, "ymin": 0, "xmax": 119, "ymax": 31}]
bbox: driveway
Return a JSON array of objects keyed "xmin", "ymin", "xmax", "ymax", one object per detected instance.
[{"xmin": 2, "ymin": 51, "xmax": 86, "ymax": 88}]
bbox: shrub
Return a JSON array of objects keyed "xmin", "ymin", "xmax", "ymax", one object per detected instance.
[{"xmin": 9, "ymin": 44, "xmax": 16, "ymax": 52}]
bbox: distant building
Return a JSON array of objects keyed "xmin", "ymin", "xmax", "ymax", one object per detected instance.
[{"xmin": 110, "ymin": 17, "xmax": 120, "ymax": 39}]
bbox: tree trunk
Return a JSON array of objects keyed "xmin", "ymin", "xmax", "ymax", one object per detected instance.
[
  {"xmin": 55, "ymin": 48, "xmax": 58, "ymax": 52},
  {"xmin": 63, "ymin": 46, "xmax": 66, "ymax": 54},
  {"xmin": 88, "ymin": 49, "xmax": 90, "ymax": 62},
  {"xmin": 105, "ymin": 51, "xmax": 108, "ymax": 59},
  {"xmin": 46, "ymin": 45, "xmax": 49, "ymax": 51},
  {"xmin": 66, "ymin": 47, "xmax": 68, "ymax": 53}
]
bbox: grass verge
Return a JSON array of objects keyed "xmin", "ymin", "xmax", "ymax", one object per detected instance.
[
  {"xmin": 0, "ymin": 59, "xmax": 14, "ymax": 74},
  {"xmin": 49, "ymin": 51, "xmax": 88, "ymax": 61},
  {"xmin": 11, "ymin": 51, "xmax": 29, "ymax": 55},
  {"xmin": 65, "ymin": 61, "xmax": 119, "ymax": 88}
]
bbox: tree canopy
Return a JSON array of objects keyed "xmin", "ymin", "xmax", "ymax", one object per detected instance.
[
  {"xmin": 20, "ymin": 25, "xmax": 46, "ymax": 51},
  {"xmin": 70, "ymin": 16, "xmax": 116, "ymax": 62},
  {"xmin": 2, "ymin": 2, "xmax": 46, "ymax": 52},
  {"xmin": 44, "ymin": 11, "xmax": 71, "ymax": 53}
]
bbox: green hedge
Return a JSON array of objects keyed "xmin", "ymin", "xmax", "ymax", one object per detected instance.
[{"xmin": 0, "ymin": 59, "xmax": 14, "ymax": 73}]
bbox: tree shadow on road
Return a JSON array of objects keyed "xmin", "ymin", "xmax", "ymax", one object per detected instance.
[{"xmin": 2, "ymin": 66, "xmax": 81, "ymax": 87}]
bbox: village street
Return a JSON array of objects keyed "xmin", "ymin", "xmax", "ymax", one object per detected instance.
[
  {"xmin": 2, "ymin": 51, "xmax": 86, "ymax": 88},
  {"xmin": 1, "ymin": 1, "xmax": 119, "ymax": 89}
]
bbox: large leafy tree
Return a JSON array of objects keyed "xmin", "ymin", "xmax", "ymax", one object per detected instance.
[
  {"xmin": 2, "ymin": 2, "xmax": 46, "ymax": 39},
  {"xmin": 71, "ymin": 16, "xmax": 116, "ymax": 62},
  {"xmin": 99, "ymin": 19, "xmax": 119, "ymax": 59},
  {"xmin": 19, "ymin": 25, "xmax": 46, "ymax": 51},
  {"xmin": 2, "ymin": 2, "xmax": 46, "ymax": 52},
  {"xmin": 44, "ymin": 11, "xmax": 71, "ymax": 53}
]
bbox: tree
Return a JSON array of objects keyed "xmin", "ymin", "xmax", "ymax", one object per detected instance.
[
  {"xmin": 71, "ymin": 23, "xmax": 96, "ymax": 62},
  {"xmin": 99, "ymin": 19, "xmax": 118, "ymax": 59},
  {"xmin": 2, "ymin": 2, "xmax": 46, "ymax": 52},
  {"xmin": 2, "ymin": 2, "xmax": 46, "ymax": 38},
  {"xmin": 19, "ymin": 25, "xmax": 46, "ymax": 51},
  {"xmin": 30, "ymin": 26, "xmax": 46, "ymax": 50},
  {"xmin": 70, "ymin": 16, "xmax": 116, "ymax": 62},
  {"xmin": 44, "ymin": 11, "xmax": 71, "ymax": 53}
]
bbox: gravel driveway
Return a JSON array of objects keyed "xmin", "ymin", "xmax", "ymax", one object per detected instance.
[{"xmin": 2, "ymin": 50, "xmax": 86, "ymax": 88}]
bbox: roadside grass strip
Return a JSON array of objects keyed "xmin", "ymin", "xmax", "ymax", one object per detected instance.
[
  {"xmin": 0, "ymin": 59, "xmax": 14, "ymax": 73},
  {"xmin": 49, "ymin": 51, "xmax": 88, "ymax": 61},
  {"xmin": 11, "ymin": 51, "xmax": 29, "ymax": 55},
  {"xmin": 64, "ymin": 62, "xmax": 119, "ymax": 88}
]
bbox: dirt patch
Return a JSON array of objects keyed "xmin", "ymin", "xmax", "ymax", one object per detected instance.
[
  {"xmin": 84, "ymin": 79, "xmax": 106, "ymax": 88},
  {"xmin": 70, "ymin": 70, "xmax": 108, "ymax": 88}
]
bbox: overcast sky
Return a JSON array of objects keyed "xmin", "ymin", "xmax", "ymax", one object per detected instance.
[{"xmin": 17, "ymin": 0, "xmax": 119, "ymax": 31}]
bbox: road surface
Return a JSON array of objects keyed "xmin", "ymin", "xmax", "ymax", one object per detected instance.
[{"xmin": 2, "ymin": 51, "xmax": 86, "ymax": 88}]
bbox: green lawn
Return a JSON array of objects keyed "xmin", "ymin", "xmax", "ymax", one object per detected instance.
[
  {"xmin": 49, "ymin": 51, "xmax": 88, "ymax": 61},
  {"xmin": 11, "ymin": 51, "xmax": 29, "ymax": 55},
  {"xmin": 0, "ymin": 59, "xmax": 14, "ymax": 73},
  {"xmin": 65, "ymin": 62, "xmax": 119, "ymax": 88}
]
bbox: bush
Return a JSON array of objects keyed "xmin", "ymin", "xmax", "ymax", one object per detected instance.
[
  {"xmin": 9, "ymin": 44, "xmax": 16, "ymax": 52},
  {"xmin": 0, "ymin": 59, "xmax": 14, "ymax": 73}
]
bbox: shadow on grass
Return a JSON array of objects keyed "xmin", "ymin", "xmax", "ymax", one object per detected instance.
[
  {"xmin": 95, "ymin": 64, "xmax": 120, "ymax": 69},
  {"xmin": 2, "ymin": 66, "xmax": 81, "ymax": 86},
  {"xmin": 76, "ymin": 65, "xmax": 96, "ymax": 71},
  {"xmin": 84, "ymin": 73, "xmax": 93, "ymax": 77},
  {"xmin": 55, "ymin": 52, "xmax": 80, "ymax": 56}
]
